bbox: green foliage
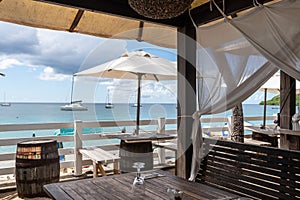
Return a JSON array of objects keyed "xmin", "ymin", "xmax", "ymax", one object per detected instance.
[{"xmin": 259, "ymin": 94, "xmax": 299, "ymax": 105}]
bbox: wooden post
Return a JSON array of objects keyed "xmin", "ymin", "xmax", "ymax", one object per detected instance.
[
  {"xmin": 231, "ymin": 103, "xmax": 244, "ymax": 143},
  {"xmin": 177, "ymin": 25, "xmax": 197, "ymax": 179},
  {"xmin": 280, "ymin": 71, "xmax": 296, "ymax": 149},
  {"xmin": 157, "ymin": 117, "xmax": 166, "ymax": 164},
  {"xmin": 74, "ymin": 120, "xmax": 83, "ymax": 176}
]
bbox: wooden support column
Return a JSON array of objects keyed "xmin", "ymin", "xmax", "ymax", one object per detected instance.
[
  {"xmin": 280, "ymin": 71, "xmax": 296, "ymax": 149},
  {"xmin": 177, "ymin": 25, "xmax": 197, "ymax": 179}
]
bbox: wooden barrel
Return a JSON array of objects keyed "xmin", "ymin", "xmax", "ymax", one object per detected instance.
[
  {"xmin": 119, "ymin": 140, "xmax": 153, "ymax": 172},
  {"xmin": 15, "ymin": 140, "xmax": 60, "ymax": 198}
]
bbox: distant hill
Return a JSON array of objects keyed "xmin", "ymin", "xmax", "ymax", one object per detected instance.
[{"xmin": 259, "ymin": 95, "xmax": 299, "ymax": 105}]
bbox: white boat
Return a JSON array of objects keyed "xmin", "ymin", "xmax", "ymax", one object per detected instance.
[
  {"xmin": 1, "ymin": 102, "xmax": 11, "ymax": 106},
  {"xmin": 105, "ymin": 89, "xmax": 114, "ymax": 109},
  {"xmin": 132, "ymin": 103, "xmax": 142, "ymax": 107},
  {"xmin": 61, "ymin": 101, "xmax": 88, "ymax": 111},
  {"xmin": 105, "ymin": 103, "xmax": 114, "ymax": 109},
  {"xmin": 61, "ymin": 75, "xmax": 88, "ymax": 111}
]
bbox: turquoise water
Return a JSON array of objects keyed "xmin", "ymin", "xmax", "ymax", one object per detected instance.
[{"xmin": 0, "ymin": 103, "xmax": 281, "ymax": 153}]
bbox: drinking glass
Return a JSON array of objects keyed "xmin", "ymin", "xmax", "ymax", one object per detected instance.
[{"xmin": 132, "ymin": 162, "xmax": 145, "ymax": 199}]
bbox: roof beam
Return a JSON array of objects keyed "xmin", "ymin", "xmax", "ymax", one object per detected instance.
[
  {"xmin": 69, "ymin": 9, "xmax": 84, "ymax": 32},
  {"xmin": 35, "ymin": 0, "xmax": 188, "ymax": 27},
  {"xmin": 36, "ymin": 0, "xmax": 274, "ymax": 28}
]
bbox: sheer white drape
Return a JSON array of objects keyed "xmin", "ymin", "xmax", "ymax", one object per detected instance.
[
  {"xmin": 189, "ymin": 0, "xmax": 300, "ymax": 180},
  {"xmin": 231, "ymin": 0, "xmax": 300, "ymax": 80},
  {"xmin": 189, "ymin": 20, "xmax": 278, "ymax": 181}
]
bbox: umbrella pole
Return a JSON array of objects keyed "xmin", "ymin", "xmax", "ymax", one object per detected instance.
[
  {"xmin": 263, "ymin": 88, "xmax": 267, "ymax": 129},
  {"xmin": 136, "ymin": 74, "xmax": 142, "ymax": 135}
]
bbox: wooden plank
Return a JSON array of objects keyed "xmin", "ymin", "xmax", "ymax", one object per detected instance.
[
  {"xmin": 43, "ymin": 184, "xmax": 73, "ymax": 200},
  {"xmin": 177, "ymin": 24, "xmax": 197, "ymax": 179},
  {"xmin": 36, "ymin": 0, "xmax": 185, "ymax": 27},
  {"xmin": 280, "ymin": 71, "xmax": 296, "ymax": 130},
  {"xmin": 197, "ymin": 138, "xmax": 300, "ymax": 199},
  {"xmin": 43, "ymin": 170, "xmax": 240, "ymax": 199}
]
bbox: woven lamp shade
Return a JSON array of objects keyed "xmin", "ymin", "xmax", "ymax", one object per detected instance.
[{"xmin": 128, "ymin": 0, "xmax": 193, "ymax": 19}]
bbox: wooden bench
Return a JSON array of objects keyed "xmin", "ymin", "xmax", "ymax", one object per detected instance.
[
  {"xmin": 196, "ymin": 138, "xmax": 300, "ymax": 200},
  {"xmin": 79, "ymin": 147, "xmax": 120, "ymax": 177}
]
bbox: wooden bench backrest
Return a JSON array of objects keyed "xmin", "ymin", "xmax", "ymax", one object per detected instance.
[{"xmin": 196, "ymin": 138, "xmax": 300, "ymax": 199}]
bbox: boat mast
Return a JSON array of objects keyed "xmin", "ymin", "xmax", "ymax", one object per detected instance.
[
  {"xmin": 106, "ymin": 89, "xmax": 110, "ymax": 104},
  {"xmin": 70, "ymin": 75, "xmax": 74, "ymax": 103}
]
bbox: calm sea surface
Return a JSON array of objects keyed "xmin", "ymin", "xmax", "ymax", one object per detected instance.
[{"xmin": 0, "ymin": 103, "xmax": 281, "ymax": 153}]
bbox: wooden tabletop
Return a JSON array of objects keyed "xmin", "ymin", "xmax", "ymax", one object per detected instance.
[
  {"xmin": 115, "ymin": 133, "xmax": 176, "ymax": 143},
  {"xmin": 44, "ymin": 170, "xmax": 240, "ymax": 200},
  {"xmin": 246, "ymin": 125, "xmax": 279, "ymax": 136},
  {"xmin": 278, "ymin": 128, "xmax": 300, "ymax": 136}
]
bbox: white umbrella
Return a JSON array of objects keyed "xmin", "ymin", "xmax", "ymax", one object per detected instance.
[
  {"xmin": 75, "ymin": 50, "xmax": 177, "ymax": 134},
  {"xmin": 260, "ymin": 74, "xmax": 300, "ymax": 94},
  {"xmin": 259, "ymin": 74, "xmax": 300, "ymax": 128}
]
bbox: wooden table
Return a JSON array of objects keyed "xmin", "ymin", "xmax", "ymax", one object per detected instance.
[
  {"xmin": 278, "ymin": 128, "xmax": 300, "ymax": 150},
  {"xmin": 246, "ymin": 125, "xmax": 279, "ymax": 147},
  {"xmin": 44, "ymin": 170, "xmax": 241, "ymax": 200}
]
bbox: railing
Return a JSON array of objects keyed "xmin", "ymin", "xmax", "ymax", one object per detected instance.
[{"xmin": 0, "ymin": 115, "xmax": 276, "ymax": 177}]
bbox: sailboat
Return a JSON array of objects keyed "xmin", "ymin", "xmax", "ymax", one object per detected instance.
[
  {"xmin": 1, "ymin": 92, "xmax": 11, "ymax": 107},
  {"xmin": 132, "ymin": 103, "xmax": 142, "ymax": 107},
  {"xmin": 105, "ymin": 89, "xmax": 114, "ymax": 109},
  {"xmin": 61, "ymin": 76, "xmax": 88, "ymax": 111}
]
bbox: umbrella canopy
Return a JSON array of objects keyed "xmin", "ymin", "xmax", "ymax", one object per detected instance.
[
  {"xmin": 75, "ymin": 50, "xmax": 177, "ymax": 80},
  {"xmin": 259, "ymin": 74, "xmax": 300, "ymax": 128},
  {"xmin": 75, "ymin": 50, "xmax": 177, "ymax": 134},
  {"xmin": 260, "ymin": 74, "xmax": 300, "ymax": 94}
]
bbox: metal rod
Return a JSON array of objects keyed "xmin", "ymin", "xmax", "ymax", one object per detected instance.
[
  {"xmin": 136, "ymin": 73, "xmax": 142, "ymax": 135},
  {"xmin": 263, "ymin": 88, "xmax": 267, "ymax": 129}
]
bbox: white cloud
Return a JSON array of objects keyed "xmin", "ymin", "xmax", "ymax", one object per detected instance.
[
  {"xmin": 0, "ymin": 58, "xmax": 21, "ymax": 69},
  {"xmin": 39, "ymin": 67, "xmax": 70, "ymax": 81}
]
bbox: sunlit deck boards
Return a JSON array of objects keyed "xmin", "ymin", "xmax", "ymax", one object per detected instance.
[{"xmin": 44, "ymin": 170, "xmax": 240, "ymax": 200}]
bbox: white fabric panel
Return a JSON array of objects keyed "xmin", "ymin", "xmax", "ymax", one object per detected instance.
[
  {"xmin": 190, "ymin": 0, "xmax": 300, "ymax": 181},
  {"xmin": 231, "ymin": 0, "xmax": 300, "ymax": 80},
  {"xmin": 189, "ymin": 19, "xmax": 278, "ymax": 181},
  {"xmin": 196, "ymin": 21, "xmax": 277, "ymax": 115}
]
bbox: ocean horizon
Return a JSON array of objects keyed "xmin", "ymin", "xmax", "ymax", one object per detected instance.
[{"xmin": 0, "ymin": 102, "xmax": 281, "ymax": 153}]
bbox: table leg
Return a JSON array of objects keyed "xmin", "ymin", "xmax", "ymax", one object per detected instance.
[
  {"xmin": 98, "ymin": 163, "xmax": 106, "ymax": 176},
  {"xmin": 93, "ymin": 162, "xmax": 98, "ymax": 178},
  {"xmin": 113, "ymin": 162, "xmax": 119, "ymax": 174}
]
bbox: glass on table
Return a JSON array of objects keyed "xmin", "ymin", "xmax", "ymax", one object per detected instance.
[
  {"xmin": 132, "ymin": 162, "xmax": 145, "ymax": 199},
  {"xmin": 167, "ymin": 188, "xmax": 183, "ymax": 200}
]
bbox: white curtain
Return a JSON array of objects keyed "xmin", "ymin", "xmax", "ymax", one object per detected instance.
[
  {"xmin": 231, "ymin": 0, "xmax": 300, "ymax": 80},
  {"xmin": 189, "ymin": 0, "xmax": 300, "ymax": 180},
  {"xmin": 189, "ymin": 19, "xmax": 278, "ymax": 181}
]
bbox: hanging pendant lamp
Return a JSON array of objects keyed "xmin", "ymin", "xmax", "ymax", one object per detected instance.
[{"xmin": 128, "ymin": 0, "xmax": 193, "ymax": 19}]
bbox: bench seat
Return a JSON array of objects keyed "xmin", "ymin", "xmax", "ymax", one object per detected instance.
[{"xmin": 196, "ymin": 138, "xmax": 300, "ymax": 199}]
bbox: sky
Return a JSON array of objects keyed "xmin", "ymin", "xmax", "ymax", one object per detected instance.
[{"xmin": 0, "ymin": 21, "xmax": 273, "ymax": 104}]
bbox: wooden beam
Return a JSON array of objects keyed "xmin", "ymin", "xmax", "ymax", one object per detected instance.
[
  {"xmin": 36, "ymin": 0, "xmax": 275, "ymax": 28},
  {"xmin": 69, "ymin": 9, "xmax": 84, "ymax": 32},
  {"xmin": 36, "ymin": 0, "xmax": 188, "ymax": 27},
  {"xmin": 177, "ymin": 24, "xmax": 197, "ymax": 179},
  {"xmin": 280, "ymin": 71, "xmax": 296, "ymax": 149}
]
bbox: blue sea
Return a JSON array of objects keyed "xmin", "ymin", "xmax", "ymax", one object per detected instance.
[{"xmin": 0, "ymin": 103, "xmax": 281, "ymax": 153}]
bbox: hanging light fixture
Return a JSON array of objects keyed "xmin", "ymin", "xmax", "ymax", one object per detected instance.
[{"xmin": 128, "ymin": 0, "xmax": 193, "ymax": 19}]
